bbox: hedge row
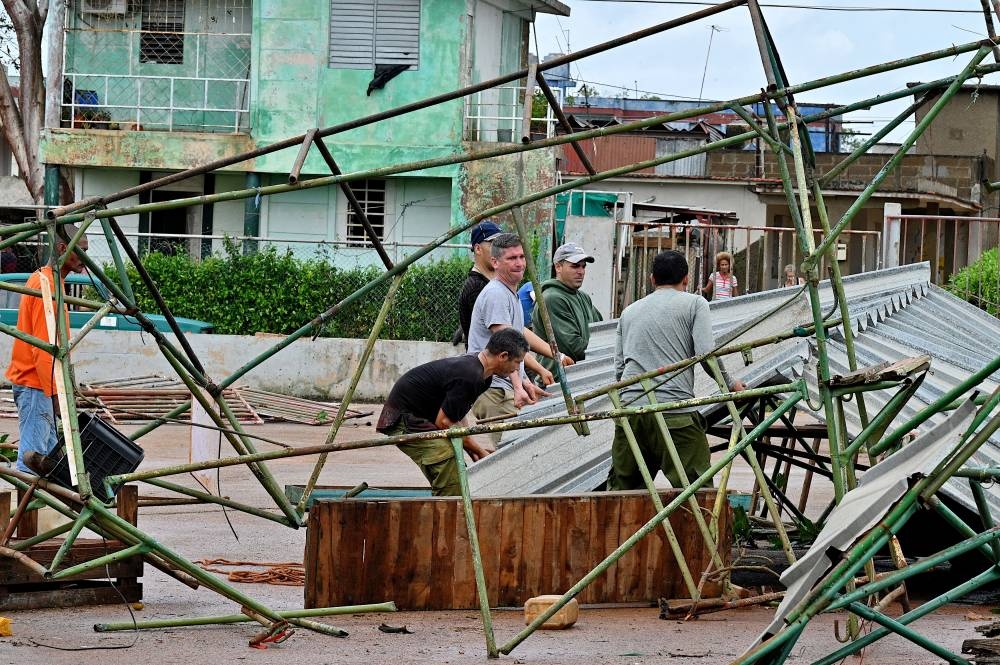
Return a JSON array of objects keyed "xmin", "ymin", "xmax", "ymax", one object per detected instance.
[
  {"xmin": 946, "ymin": 248, "xmax": 1000, "ymax": 316},
  {"xmin": 108, "ymin": 244, "xmax": 470, "ymax": 341}
]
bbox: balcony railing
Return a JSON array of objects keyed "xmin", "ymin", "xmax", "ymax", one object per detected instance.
[
  {"xmin": 62, "ymin": 0, "xmax": 251, "ymax": 134},
  {"xmin": 464, "ymin": 84, "xmax": 557, "ymax": 142},
  {"xmin": 63, "ymin": 72, "xmax": 250, "ymax": 133}
]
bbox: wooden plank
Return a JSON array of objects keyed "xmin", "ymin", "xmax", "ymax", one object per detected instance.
[
  {"xmin": 0, "ymin": 540, "xmax": 140, "ymax": 584},
  {"xmin": 334, "ymin": 500, "xmax": 367, "ymax": 607},
  {"xmin": 616, "ymin": 491, "xmax": 649, "ymax": 602},
  {"xmin": 451, "ymin": 497, "xmax": 476, "ymax": 608},
  {"xmin": 386, "ymin": 501, "xmax": 414, "ymax": 610},
  {"xmin": 585, "ymin": 491, "xmax": 621, "ymax": 604},
  {"xmin": 645, "ymin": 491, "xmax": 672, "ymax": 600},
  {"xmin": 563, "ymin": 496, "xmax": 591, "ymax": 598},
  {"xmin": 15, "ymin": 487, "xmax": 37, "ymax": 539},
  {"xmin": 0, "ymin": 491, "xmax": 10, "ymax": 535},
  {"xmin": 497, "ymin": 497, "xmax": 525, "ymax": 606},
  {"xmin": 429, "ymin": 499, "xmax": 457, "ymax": 609},
  {"xmin": 116, "ymin": 485, "xmax": 138, "ymax": 526},
  {"xmin": 553, "ymin": 495, "xmax": 570, "ymax": 594},
  {"xmin": 303, "ymin": 501, "xmax": 324, "ymax": 608},
  {"xmin": 474, "ymin": 498, "xmax": 504, "ymax": 606},
  {"xmin": 306, "ymin": 490, "xmax": 729, "ymax": 610},
  {"xmin": 518, "ymin": 497, "xmax": 546, "ymax": 602},
  {"xmin": 541, "ymin": 500, "xmax": 561, "ymax": 596},
  {"xmin": 388, "ymin": 499, "xmax": 419, "ymax": 609},
  {"xmin": 963, "ymin": 637, "xmax": 1000, "ymax": 662},
  {"xmin": 0, "ymin": 583, "xmax": 141, "ymax": 611},
  {"xmin": 406, "ymin": 501, "xmax": 434, "ymax": 609},
  {"xmin": 359, "ymin": 500, "xmax": 386, "ymax": 607}
]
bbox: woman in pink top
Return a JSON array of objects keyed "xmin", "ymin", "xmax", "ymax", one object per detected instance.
[{"xmin": 702, "ymin": 251, "xmax": 739, "ymax": 300}]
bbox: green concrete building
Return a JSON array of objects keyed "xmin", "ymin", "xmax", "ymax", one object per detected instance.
[{"xmin": 43, "ymin": 0, "xmax": 568, "ymax": 264}]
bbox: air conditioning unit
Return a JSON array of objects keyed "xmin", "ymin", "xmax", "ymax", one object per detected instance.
[{"xmin": 81, "ymin": 0, "xmax": 128, "ymax": 16}]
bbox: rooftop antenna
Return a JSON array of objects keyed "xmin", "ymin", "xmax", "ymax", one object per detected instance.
[{"xmin": 698, "ymin": 24, "xmax": 726, "ymax": 103}]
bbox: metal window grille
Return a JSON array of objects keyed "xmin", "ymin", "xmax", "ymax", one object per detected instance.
[
  {"xmin": 140, "ymin": 0, "xmax": 185, "ymax": 65},
  {"xmin": 345, "ymin": 180, "xmax": 387, "ymax": 244},
  {"xmin": 328, "ymin": 0, "xmax": 419, "ymax": 69},
  {"xmin": 63, "ymin": 0, "xmax": 252, "ymax": 133}
]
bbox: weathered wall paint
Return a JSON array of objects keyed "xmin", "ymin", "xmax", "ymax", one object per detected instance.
[
  {"xmin": 74, "ymin": 168, "xmax": 141, "ymax": 262},
  {"xmin": 41, "ymin": 129, "xmax": 255, "ymax": 171},
  {"xmin": 253, "ymin": 0, "xmax": 470, "ymax": 175},
  {"xmin": 459, "ymin": 147, "xmax": 558, "ymax": 274}
]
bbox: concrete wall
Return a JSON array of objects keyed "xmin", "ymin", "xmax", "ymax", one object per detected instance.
[
  {"xmin": 708, "ymin": 151, "xmax": 983, "ymax": 207},
  {"xmin": 571, "ymin": 177, "xmax": 769, "ymax": 228},
  {"xmin": 916, "ymin": 89, "xmax": 1000, "ymax": 164},
  {"xmin": 0, "ymin": 331, "xmax": 454, "ymax": 401}
]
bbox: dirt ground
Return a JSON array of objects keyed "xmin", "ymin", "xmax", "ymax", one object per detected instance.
[{"xmin": 0, "ymin": 411, "xmax": 990, "ymax": 664}]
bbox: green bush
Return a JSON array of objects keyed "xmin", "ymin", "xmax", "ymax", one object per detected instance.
[
  {"xmin": 946, "ymin": 248, "xmax": 1000, "ymax": 316},
  {"xmin": 106, "ymin": 242, "xmax": 470, "ymax": 341}
]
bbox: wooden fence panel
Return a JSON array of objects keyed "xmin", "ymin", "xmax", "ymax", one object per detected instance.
[{"xmin": 305, "ymin": 489, "xmax": 731, "ymax": 610}]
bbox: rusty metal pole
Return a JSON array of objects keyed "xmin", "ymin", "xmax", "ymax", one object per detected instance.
[
  {"xmin": 297, "ymin": 273, "xmax": 406, "ymax": 515},
  {"xmin": 509, "ymin": 207, "xmax": 579, "ymax": 424}
]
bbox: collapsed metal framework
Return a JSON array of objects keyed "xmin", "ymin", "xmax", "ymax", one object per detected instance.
[{"xmin": 0, "ymin": 0, "xmax": 999, "ymax": 660}]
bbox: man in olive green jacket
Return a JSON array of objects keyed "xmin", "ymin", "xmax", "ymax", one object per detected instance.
[{"xmin": 535, "ymin": 242, "xmax": 603, "ymax": 381}]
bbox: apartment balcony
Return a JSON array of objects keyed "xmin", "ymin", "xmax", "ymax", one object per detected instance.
[{"xmin": 463, "ymin": 83, "xmax": 556, "ymax": 143}]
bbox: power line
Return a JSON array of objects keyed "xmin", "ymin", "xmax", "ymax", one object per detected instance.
[{"xmin": 568, "ymin": 1, "xmax": 983, "ymax": 12}]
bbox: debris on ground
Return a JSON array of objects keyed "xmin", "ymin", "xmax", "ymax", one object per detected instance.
[
  {"xmin": 196, "ymin": 558, "xmax": 305, "ymax": 586},
  {"xmin": 0, "ymin": 374, "xmax": 374, "ymax": 426}
]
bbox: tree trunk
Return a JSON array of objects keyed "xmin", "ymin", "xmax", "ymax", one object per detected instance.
[{"xmin": 1, "ymin": 0, "xmax": 50, "ymax": 206}]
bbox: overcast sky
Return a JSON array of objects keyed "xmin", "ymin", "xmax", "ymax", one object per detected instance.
[{"xmin": 532, "ymin": 1, "xmax": 1000, "ymax": 141}]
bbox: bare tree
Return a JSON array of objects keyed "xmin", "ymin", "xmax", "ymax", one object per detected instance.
[
  {"xmin": 0, "ymin": 0, "xmax": 52, "ymax": 206},
  {"xmin": 0, "ymin": 8, "xmax": 19, "ymax": 72}
]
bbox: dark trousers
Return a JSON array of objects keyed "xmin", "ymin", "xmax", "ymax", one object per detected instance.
[{"xmin": 607, "ymin": 412, "xmax": 710, "ymax": 490}]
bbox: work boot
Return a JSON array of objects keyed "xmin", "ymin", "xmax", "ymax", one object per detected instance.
[{"xmin": 22, "ymin": 451, "xmax": 57, "ymax": 476}]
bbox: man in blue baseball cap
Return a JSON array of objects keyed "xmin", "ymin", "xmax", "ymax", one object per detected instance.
[{"xmin": 456, "ymin": 220, "xmax": 503, "ymax": 348}]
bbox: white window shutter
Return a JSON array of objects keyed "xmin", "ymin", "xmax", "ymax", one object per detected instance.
[
  {"xmin": 329, "ymin": 0, "xmax": 377, "ymax": 69},
  {"xmin": 329, "ymin": 0, "xmax": 420, "ymax": 69},
  {"xmin": 374, "ymin": 0, "xmax": 420, "ymax": 67}
]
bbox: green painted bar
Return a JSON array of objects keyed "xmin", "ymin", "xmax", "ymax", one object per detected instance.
[
  {"xmin": 499, "ymin": 393, "xmax": 802, "ymax": 656},
  {"xmin": 847, "ymin": 601, "xmax": 969, "ymax": 664},
  {"xmin": 93, "ymin": 602, "xmax": 398, "ymax": 632},
  {"xmin": 450, "ymin": 436, "xmax": 497, "ymax": 658},
  {"xmin": 48, "ymin": 542, "xmax": 147, "ymax": 580},
  {"xmin": 108, "ymin": 383, "xmax": 801, "ymax": 485},
  {"xmin": 47, "ymin": 506, "xmax": 94, "ymax": 572},
  {"xmin": 810, "ymin": 46, "xmax": 991, "ymax": 264},
  {"xmin": 298, "ymin": 273, "xmax": 405, "ymax": 515},
  {"xmin": 814, "ymin": 567, "xmax": 1000, "ymax": 665},
  {"xmin": 609, "ymin": 389, "xmax": 701, "ymax": 600}
]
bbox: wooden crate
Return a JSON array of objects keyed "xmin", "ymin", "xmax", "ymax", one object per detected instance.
[
  {"xmin": 304, "ymin": 489, "xmax": 730, "ymax": 610},
  {"xmin": 0, "ymin": 485, "xmax": 142, "ymax": 610}
]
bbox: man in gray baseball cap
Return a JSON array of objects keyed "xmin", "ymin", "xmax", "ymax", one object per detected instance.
[
  {"xmin": 552, "ymin": 242, "xmax": 595, "ymax": 265},
  {"xmin": 535, "ymin": 242, "xmax": 603, "ymax": 379}
]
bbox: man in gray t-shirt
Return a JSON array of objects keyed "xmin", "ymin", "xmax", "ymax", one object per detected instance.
[
  {"xmin": 608, "ymin": 250, "xmax": 745, "ymax": 490},
  {"xmin": 467, "ymin": 233, "xmax": 572, "ymax": 446}
]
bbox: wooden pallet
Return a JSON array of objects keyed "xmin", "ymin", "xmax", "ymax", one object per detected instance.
[
  {"xmin": 304, "ymin": 489, "xmax": 730, "ymax": 610},
  {"xmin": 0, "ymin": 486, "xmax": 142, "ymax": 610},
  {"xmin": 78, "ymin": 374, "xmax": 263, "ymax": 425},
  {"xmin": 236, "ymin": 387, "xmax": 371, "ymax": 426}
]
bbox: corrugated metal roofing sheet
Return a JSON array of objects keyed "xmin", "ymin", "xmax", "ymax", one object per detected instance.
[{"xmin": 469, "ymin": 262, "xmax": 1000, "ymax": 517}]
